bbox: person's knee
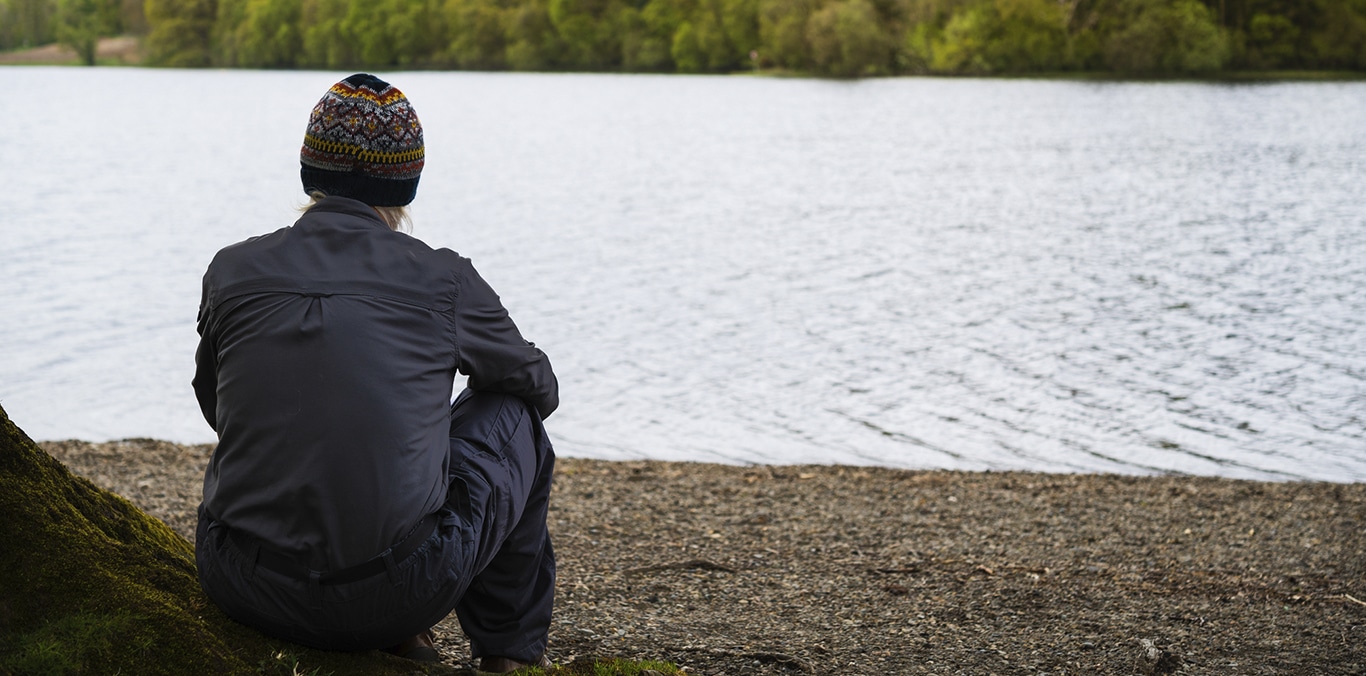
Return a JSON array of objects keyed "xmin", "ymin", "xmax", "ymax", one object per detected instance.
[
  {"xmin": 451, "ymin": 389, "xmax": 532, "ymax": 419},
  {"xmin": 450, "ymin": 390, "xmax": 536, "ymax": 456}
]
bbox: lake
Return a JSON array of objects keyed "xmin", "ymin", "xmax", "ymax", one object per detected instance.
[{"xmin": 1, "ymin": 67, "xmax": 1363, "ymax": 481}]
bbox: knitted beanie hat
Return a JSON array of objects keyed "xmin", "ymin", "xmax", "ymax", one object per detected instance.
[{"xmin": 300, "ymin": 73, "xmax": 424, "ymax": 207}]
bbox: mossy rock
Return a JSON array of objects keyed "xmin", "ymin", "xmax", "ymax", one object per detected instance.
[{"xmin": 0, "ymin": 404, "xmax": 453, "ymax": 675}]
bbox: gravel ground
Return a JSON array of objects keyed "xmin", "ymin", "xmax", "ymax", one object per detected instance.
[{"xmin": 41, "ymin": 439, "xmax": 1366, "ymax": 675}]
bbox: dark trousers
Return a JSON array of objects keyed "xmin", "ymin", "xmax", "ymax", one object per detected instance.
[{"xmin": 195, "ymin": 390, "xmax": 556, "ymax": 662}]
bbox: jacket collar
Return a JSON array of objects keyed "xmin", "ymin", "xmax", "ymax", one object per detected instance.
[{"xmin": 304, "ymin": 196, "xmax": 391, "ymax": 230}]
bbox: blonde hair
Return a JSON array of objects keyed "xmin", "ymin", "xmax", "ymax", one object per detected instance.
[{"xmin": 301, "ymin": 191, "xmax": 412, "ymax": 233}]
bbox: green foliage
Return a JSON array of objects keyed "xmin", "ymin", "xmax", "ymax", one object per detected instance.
[
  {"xmin": 719, "ymin": 0, "xmax": 759, "ymax": 57},
  {"xmin": 690, "ymin": 0, "xmax": 741, "ymax": 70},
  {"xmin": 807, "ymin": 0, "xmax": 891, "ymax": 76},
  {"xmin": 343, "ymin": 0, "xmax": 397, "ymax": 65},
  {"xmin": 931, "ymin": 3, "xmax": 993, "ymax": 71},
  {"xmin": 658, "ymin": 0, "xmax": 760, "ymax": 71},
  {"xmin": 0, "ymin": 0, "xmax": 134, "ymax": 52},
  {"xmin": 757, "ymin": 0, "xmax": 814, "ymax": 69},
  {"xmin": 616, "ymin": 6, "xmax": 653, "ymax": 69},
  {"xmin": 624, "ymin": 0, "xmax": 684, "ymax": 69},
  {"xmin": 54, "ymin": 0, "xmax": 113, "ymax": 65},
  {"xmin": 898, "ymin": 0, "xmax": 977, "ymax": 26},
  {"xmin": 445, "ymin": 0, "xmax": 508, "ymax": 68},
  {"xmin": 1309, "ymin": 0, "xmax": 1366, "ymax": 68},
  {"xmin": 505, "ymin": 0, "xmax": 565, "ymax": 69},
  {"xmin": 1246, "ymin": 12, "xmax": 1298, "ymax": 68},
  {"xmin": 385, "ymin": 0, "xmax": 443, "ymax": 65},
  {"xmin": 923, "ymin": 0, "xmax": 1070, "ymax": 73},
  {"xmin": 144, "ymin": 0, "xmax": 215, "ymax": 65},
  {"xmin": 899, "ymin": 20, "xmax": 935, "ymax": 71},
  {"xmin": 550, "ymin": 0, "xmax": 626, "ymax": 68},
  {"xmin": 670, "ymin": 19, "xmax": 702, "ymax": 70},
  {"xmin": 215, "ymin": 0, "xmax": 303, "ymax": 67},
  {"xmin": 0, "ymin": 0, "xmax": 57, "ymax": 50},
  {"xmin": 992, "ymin": 0, "xmax": 1070, "ymax": 69},
  {"xmin": 1103, "ymin": 0, "xmax": 1230, "ymax": 73},
  {"xmin": 299, "ymin": 0, "xmax": 348, "ymax": 67},
  {"xmin": 292, "ymin": 0, "xmax": 443, "ymax": 68},
  {"xmin": 672, "ymin": 0, "xmax": 748, "ymax": 75},
  {"xmin": 0, "ymin": 0, "xmax": 1346, "ymax": 74}
]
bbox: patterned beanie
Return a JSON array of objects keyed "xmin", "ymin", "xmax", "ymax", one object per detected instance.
[{"xmin": 300, "ymin": 73, "xmax": 424, "ymax": 207}]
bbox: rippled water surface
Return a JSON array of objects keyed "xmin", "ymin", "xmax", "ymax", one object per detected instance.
[{"xmin": 1, "ymin": 68, "xmax": 1363, "ymax": 481}]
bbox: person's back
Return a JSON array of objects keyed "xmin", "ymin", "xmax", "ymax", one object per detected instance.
[
  {"xmin": 193, "ymin": 74, "xmax": 558, "ymax": 671},
  {"xmin": 199, "ymin": 198, "xmax": 467, "ymax": 570}
]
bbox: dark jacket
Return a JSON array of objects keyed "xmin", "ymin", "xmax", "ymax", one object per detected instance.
[{"xmin": 193, "ymin": 196, "xmax": 557, "ymax": 570}]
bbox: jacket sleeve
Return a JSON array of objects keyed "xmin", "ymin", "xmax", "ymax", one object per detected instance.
[
  {"xmin": 456, "ymin": 263, "xmax": 559, "ymax": 419},
  {"xmin": 192, "ymin": 276, "xmax": 219, "ymax": 432}
]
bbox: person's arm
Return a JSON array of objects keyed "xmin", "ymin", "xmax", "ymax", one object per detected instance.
[
  {"xmin": 192, "ymin": 278, "xmax": 219, "ymax": 432},
  {"xmin": 456, "ymin": 264, "xmax": 559, "ymax": 419}
]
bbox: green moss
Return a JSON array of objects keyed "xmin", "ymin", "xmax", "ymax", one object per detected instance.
[
  {"xmin": 4, "ymin": 611, "xmax": 142, "ymax": 675},
  {"xmin": 0, "ymin": 405, "xmax": 452, "ymax": 675}
]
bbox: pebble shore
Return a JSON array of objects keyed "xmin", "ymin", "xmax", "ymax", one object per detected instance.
[{"xmin": 42, "ymin": 439, "xmax": 1366, "ymax": 675}]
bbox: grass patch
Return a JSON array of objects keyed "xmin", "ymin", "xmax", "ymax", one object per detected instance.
[
  {"xmin": 258, "ymin": 647, "xmax": 333, "ymax": 676},
  {"xmin": 515, "ymin": 658, "xmax": 682, "ymax": 675}
]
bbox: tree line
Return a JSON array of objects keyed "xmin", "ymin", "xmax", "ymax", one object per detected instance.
[
  {"xmin": 4, "ymin": 0, "xmax": 1365, "ymax": 75},
  {"xmin": 2, "ymin": 0, "xmax": 144, "ymax": 64}
]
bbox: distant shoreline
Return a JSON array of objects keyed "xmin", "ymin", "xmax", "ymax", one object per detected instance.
[
  {"xmin": 4, "ymin": 36, "xmax": 1364, "ymax": 82},
  {"xmin": 0, "ymin": 36, "xmax": 141, "ymax": 66}
]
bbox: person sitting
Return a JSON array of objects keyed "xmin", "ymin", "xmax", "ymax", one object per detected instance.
[{"xmin": 192, "ymin": 73, "xmax": 558, "ymax": 671}]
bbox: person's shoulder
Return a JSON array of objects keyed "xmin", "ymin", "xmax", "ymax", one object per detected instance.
[
  {"xmin": 199, "ymin": 227, "xmax": 294, "ymax": 308},
  {"xmin": 421, "ymin": 243, "xmax": 473, "ymax": 270},
  {"xmin": 208, "ymin": 227, "xmax": 290, "ymax": 265}
]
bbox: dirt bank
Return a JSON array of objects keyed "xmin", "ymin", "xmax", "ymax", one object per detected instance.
[
  {"xmin": 0, "ymin": 36, "xmax": 141, "ymax": 65},
  {"xmin": 41, "ymin": 439, "xmax": 1366, "ymax": 675}
]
